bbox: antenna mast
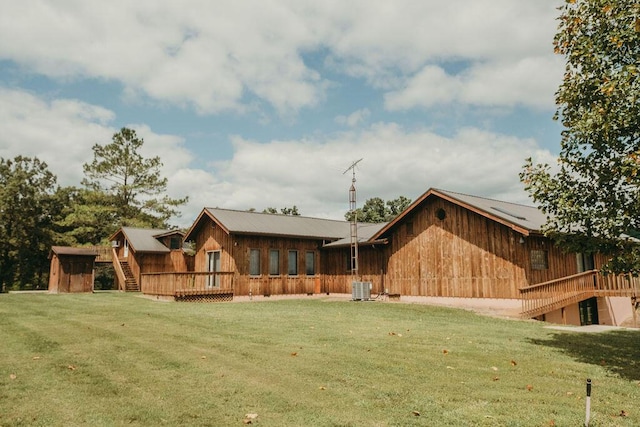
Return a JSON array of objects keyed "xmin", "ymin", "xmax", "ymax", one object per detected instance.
[{"xmin": 343, "ymin": 158, "xmax": 363, "ymax": 280}]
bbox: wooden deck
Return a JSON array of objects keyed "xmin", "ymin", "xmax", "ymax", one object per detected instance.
[
  {"xmin": 92, "ymin": 246, "xmax": 114, "ymax": 263},
  {"xmin": 141, "ymin": 271, "xmax": 234, "ymax": 301},
  {"xmin": 520, "ymin": 270, "xmax": 639, "ymax": 318}
]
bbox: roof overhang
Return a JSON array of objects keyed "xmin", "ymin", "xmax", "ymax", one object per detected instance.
[
  {"xmin": 371, "ymin": 188, "xmax": 536, "ymax": 241},
  {"xmin": 184, "ymin": 208, "xmax": 231, "ymax": 241}
]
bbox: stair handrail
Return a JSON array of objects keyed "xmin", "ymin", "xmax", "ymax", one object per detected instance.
[
  {"xmin": 520, "ymin": 270, "xmax": 597, "ymax": 318},
  {"xmin": 112, "ymin": 248, "xmax": 127, "ymax": 291}
]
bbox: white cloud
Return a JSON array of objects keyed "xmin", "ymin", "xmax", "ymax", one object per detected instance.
[
  {"xmin": 0, "ymin": 88, "xmax": 556, "ymax": 228},
  {"xmin": 0, "ymin": 1, "xmax": 562, "ymax": 114},
  {"xmin": 385, "ymin": 55, "xmax": 564, "ymax": 111},
  {"xmin": 335, "ymin": 108, "xmax": 371, "ymax": 127},
  {"xmin": 0, "ymin": 88, "xmax": 201, "ymax": 224},
  {"xmin": 209, "ymin": 123, "xmax": 556, "ymax": 220},
  {"xmin": 0, "ymin": 88, "xmax": 115, "ymax": 184}
]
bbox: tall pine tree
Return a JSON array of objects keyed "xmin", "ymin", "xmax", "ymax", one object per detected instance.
[{"xmin": 82, "ymin": 127, "xmax": 187, "ymax": 230}]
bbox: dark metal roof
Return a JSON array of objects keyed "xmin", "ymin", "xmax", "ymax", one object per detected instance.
[
  {"xmin": 120, "ymin": 227, "xmax": 173, "ymax": 253},
  {"xmin": 322, "ymin": 222, "xmax": 389, "ymax": 248},
  {"xmin": 436, "ymin": 189, "xmax": 547, "ymax": 232},
  {"xmin": 204, "ymin": 208, "xmax": 353, "ymax": 239}
]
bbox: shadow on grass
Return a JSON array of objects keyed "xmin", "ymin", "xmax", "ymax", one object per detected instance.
[{"xmin": 529, "ymin": 330, "xmax": 640, "ymax": 381}]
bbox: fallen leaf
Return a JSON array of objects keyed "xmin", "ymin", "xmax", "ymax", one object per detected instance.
[
  {"xmin": 600, "ymin": 359, "xmax": 606, "ymax": 365},
  {"xmin": 291, "ymin": 352, "xmax": 298, "ymax": 357},
  {"xmin": 446, "ymin": 366, "xmax": 455, "ymax": 370},
  {"xmin": 32, "ymin": 356, "xmax": 41, "ymax": 360},
  {"xmin": 442, "ymin": 349, "xmax": 449, "ymax": 355},
  {"xmin": 9, "ymin": 374, "xmax": 16, "ymax": 380},
  {"xmin": 319, "ymin": 386, "xmax": 326, "ymax": 390},
  {"xmin": 389, "ymin": 332, "xmax": 396, "ymax": 336},
  {"xmin": 245, "ymin": 413, "xmax": 258, "ymax": 420},
  {"xmin": 397, "ymin": 333, "xmax": 403, "ymax": 337},
  {"xmin": 68, "ymin": 365, "xmax": 76, "ymax": 371},
  {"xmin": 549, "ymin": 420, "xmax": 556, "ymax": 426},
  {"xmin": 566, "ymin": 392, "xmax": 573, "ymax": 396},
  {"xmin": 510, "ymin": 360, "xmax": 517, "ymax": 366},
  {"xmin": 242, "ymin": 419, "xmax": 252, "ymax": 425},
  {"xmin": 491, "ymin": 366, "xmax": 498, "ymax": 371},
  {"xmin": 620, "ymin": 410, "xmax": 628, "ymax": 417},
  {"xmin": 121, "ymin": 323, "xmax": 125, "ymax": 327},
  {"xmin": 526, "ymin": 385, "xmax": 533, "ymax": 391},
  {"xmin": 493, "ymin": 376, "xmax": 499, "ymax": 381},
  {"xmin": 200, "ymin": 356, "xmax": 207, "ymax": 359},
  {"xmin": 412, "ymin": 411, "xmax": 420, "ymax": 416}
]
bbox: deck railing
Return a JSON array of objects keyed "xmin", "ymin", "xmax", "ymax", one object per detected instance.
[
  {"xmin": 520, "ymin": 270, "xmax": 639, "ymax": 318},
  {"xmin": 111, "ymin": 248, "xmax": 127, "ymax": 292},
  {"xmin": 140, "ymin": 271, "xmax": 234, "ymax": 297},
  {"xmin": 91, "ymin": 246, "xmax": 113, "ymax": 263},
  {"xmin": 594, "ymin": 273, "xmax": 640, "ymax": 296}
]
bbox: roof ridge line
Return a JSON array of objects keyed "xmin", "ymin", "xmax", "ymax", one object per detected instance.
[{"xmin": 206, "ymin": 207, "xmax": 350, "ymax": 223}]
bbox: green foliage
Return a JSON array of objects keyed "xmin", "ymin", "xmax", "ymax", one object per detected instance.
[
  {"xmin": 82, "ymin": 127, "xmax": 187, "ymax": 229},
  {"xmin": 51, "ymin": 186, "xmax": 118, "ymax": 246},
  {"xmin": 345, "ymin": 196, "xmax": 412, "ymax": 223},
  {"xmin": 263, "ymin": 206, "xmax": 300, "ymax": 215},
  {"xmin": 521, "ymin": 0, "xmax": 640, "ymax": 274},
  {"xmin": 0, "ymin": 156, "xmax": 57, "ymax": 290}
]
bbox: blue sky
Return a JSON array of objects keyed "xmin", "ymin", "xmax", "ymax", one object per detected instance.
[{"xmin": 0, "ymin": 0, "xmax": 563, "ymax": 227}]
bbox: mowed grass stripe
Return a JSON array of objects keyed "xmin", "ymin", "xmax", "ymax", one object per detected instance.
[{"xmin": 1, "ymin": 293, "xmax": 639, "ymax": 426}]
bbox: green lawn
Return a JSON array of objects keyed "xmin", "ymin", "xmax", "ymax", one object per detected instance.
[{"xmin": 1, "ymin": 293, "xmax": 639, "ymax": 426}]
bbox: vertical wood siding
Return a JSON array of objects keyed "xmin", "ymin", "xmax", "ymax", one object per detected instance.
[
  {"xmin": 48, "ymin": 255, "xmax": 94, "ymax": 293},
  {"xmin": 192, "ymin": 217, "xmax": 325, "ymax": 296},
  {"xmin": 380, "ymin": 198, "xmax": 586, "ymax": 299}
]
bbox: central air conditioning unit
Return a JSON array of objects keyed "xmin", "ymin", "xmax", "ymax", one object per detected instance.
[{"xmin": 352, "ymin": 281, "xmax": 372, "ymax": 301}]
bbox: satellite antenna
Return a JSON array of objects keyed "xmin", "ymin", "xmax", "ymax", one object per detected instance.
[{"xmin": 343, "ymin": 158, "xmax": 363, "ymax": 279}]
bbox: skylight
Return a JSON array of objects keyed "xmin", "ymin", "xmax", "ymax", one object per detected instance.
[{"xmin": 490, "ymin": 206, "xmax": 527, "ymax": 221}]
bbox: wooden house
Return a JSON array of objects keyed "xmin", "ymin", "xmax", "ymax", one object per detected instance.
[
  {"xmin": 351, "ymin": 188, "xmax": 637, "ymax": 325},
  {"xmin": 163, "ymin": 208, "xmax": 383, "ymax": 300},
  {"xmin": 109, "ymin": 227, "xmax": 188, "ymax": 292},
  {"xmin": 48, "ymin": 246, "xmax": 98, "ymax": 293},
  {"xmin": 113, "ymin": 188, "xmax": 638, "ymax": 326}
]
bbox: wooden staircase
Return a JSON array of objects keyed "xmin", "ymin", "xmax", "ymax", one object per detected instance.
[
  {"xmin": 120, "ymin": 261, "xmax": 139, "ymax": 292},
  {"xmin": 520, "ymin": 270, "xmax": 639, "ymax": 319}
]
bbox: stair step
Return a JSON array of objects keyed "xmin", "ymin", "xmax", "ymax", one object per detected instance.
[{"xmin": 116, "ymin": 260, "xmax": 139, "ymax": 292}]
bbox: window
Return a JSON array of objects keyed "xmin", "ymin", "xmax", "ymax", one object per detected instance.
[
  {"xmin": 346, "ymin": 250, "xmax": 356, "ymax": 272},
  {"xmin": 305, "ymin": 251, "xmax": 316, "ymax": 276},
  {"xmin": 288, "ymin": 250, "xmax": 298, "ymax": 275},
  {"xmin": 169, "ymin": 236, "xmax": 182, "ymax": 250},
  {"xmin": 436, "ymin": 208, "xmax": 446, "ymax": 221},
  {"xmin": 249, "ymin": 249, "xmax": 260, "ymax": 276},
  {"xmin": 531, "ymin": 250, "xmax": 548, "ymax": 270},
  {"xmin": 269, "ymin": 249, "xmax": 280, "ymax": 275}
]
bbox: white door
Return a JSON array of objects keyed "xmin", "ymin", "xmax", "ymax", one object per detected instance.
[
  {"xmin": 124, "ymin": 240, "xmax": 129, "ymax": 258},
  {"xmin": 207, "ymin": 251, "xmax": 221, "ymax": 287}
]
